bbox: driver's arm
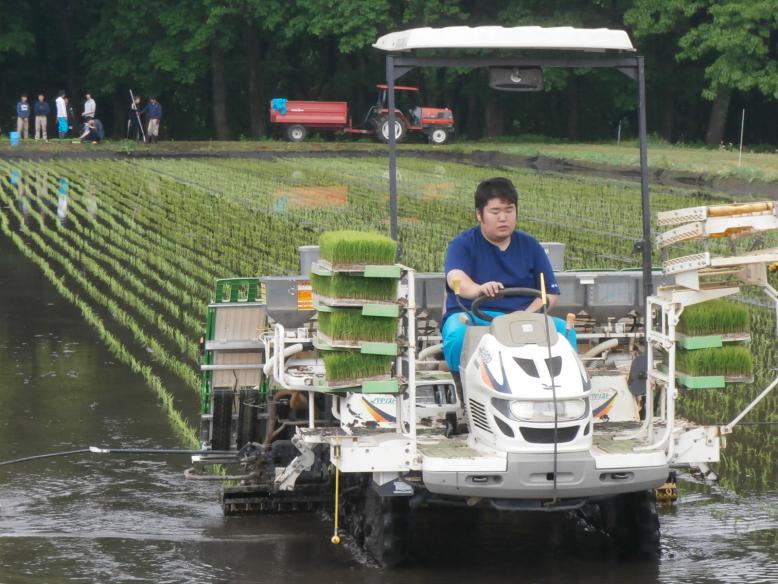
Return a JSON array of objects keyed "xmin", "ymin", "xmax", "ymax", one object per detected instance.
[{"xmin": 446, "ymin": 269, "xmax": 503, "ymax": 299}]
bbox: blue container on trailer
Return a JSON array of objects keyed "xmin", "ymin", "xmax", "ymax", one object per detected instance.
[{"xmin": 9, "ymin": 131, "xmax": 20, "ymax": 146}]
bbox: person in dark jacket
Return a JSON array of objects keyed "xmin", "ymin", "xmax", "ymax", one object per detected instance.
[
  {"xmin": 141, "ymin": 97, "xmax": 162, "ymax": 142},
  {"xmin": 127, "ymin": 94, "xmax": 144, "ymax": 141},
  {"xmin": 16, "ymin": 94, "xmax": 30, "ymax": 139},
  {"xmin": 34, "ymin": 95, "xmax": 50, "ymax": 141}
]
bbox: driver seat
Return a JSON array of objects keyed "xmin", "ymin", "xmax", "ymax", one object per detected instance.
[{"xmin": 490, "ymin": 312, "xmax": 558, "ymax": 348}]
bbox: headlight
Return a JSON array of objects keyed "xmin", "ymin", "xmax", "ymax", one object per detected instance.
[{"xmin": 509, "ymin": 398, "xmax": 588, "ymax": 422}]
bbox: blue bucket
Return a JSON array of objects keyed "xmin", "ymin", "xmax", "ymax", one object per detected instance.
[{"xmin": 9, "ymin": 131, "xmax": 20, "ymax": 147}]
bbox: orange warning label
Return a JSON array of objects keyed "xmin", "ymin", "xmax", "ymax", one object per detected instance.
[{"xmin": 297, "ymin": 281, "xmax": 314, "ymax": 310}]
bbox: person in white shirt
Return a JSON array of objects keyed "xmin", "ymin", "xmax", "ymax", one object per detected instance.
[
  {"xmin": 82, "ymin": 93, "xmax": 96, "ymax": 121},
  {"xmin": 55, "ymin": 90, "xmax": 68, "ymax": 138}
]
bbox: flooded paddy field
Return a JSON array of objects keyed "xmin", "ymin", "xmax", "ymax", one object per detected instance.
[{"xmin": 0, "ymin": 157, "xmax": 776, "ymax": 582}]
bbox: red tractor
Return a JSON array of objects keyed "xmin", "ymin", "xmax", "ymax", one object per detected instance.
[{"xmin": 269, "ymin": 85, "xmax": 454, "ymax": 144}]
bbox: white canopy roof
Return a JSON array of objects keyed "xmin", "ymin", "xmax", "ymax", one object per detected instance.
[{"xmin": 373, "ymin": 26, "xmax": 635, "ymax": 53}]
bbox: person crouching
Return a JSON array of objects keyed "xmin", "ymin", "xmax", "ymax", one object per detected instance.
[{"xmin": 79, "ymin": 118, "xmax": 105, "ymax": 143}]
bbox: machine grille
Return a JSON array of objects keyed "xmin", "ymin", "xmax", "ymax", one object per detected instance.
[
  {"xmin": 469, "ymin": 400, "xmax": 492, "ymax": 433},
  {"xmin": 519, "ymin": 425, "xmax": 579, "ymax": 443}
]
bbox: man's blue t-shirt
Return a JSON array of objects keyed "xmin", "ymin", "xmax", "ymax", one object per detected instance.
[{"xmin": 443, "ymin": 227, "xmax": 560, "ymax": 325}]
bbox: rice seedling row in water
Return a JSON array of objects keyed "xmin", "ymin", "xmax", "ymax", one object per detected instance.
[
  {"xmin": 88, "ymin": 161, "xmax": 237, "ymax": 275},
  {"xmin": 7, "ymin": 165, "xmax": 205, "ymax": 344},
  {"xmin": 21, "ymin": 161, "xmax": 217, "ymax": 302},
  {"xmin": 318, "ymin": 309, "xmax": 397, "ymax": 343},
  {"xmin": 0, "ymin": 202, "xmax": 199, "ymax": 448},
  {"xmin": 9, "ymin": 175, "xmax": 201, "ymax": 362},
  {"xmin": 0, "ymin": 180, "xmax": 200, "ymax": 393},
  {"xmin": 322, "ymin": 352, "xmax": 394, "ymax": 383},
  {"xmin": 41, "ymin": 159, "xmax": 227, "ymax": 290},
  {"xmin": 128, "ymin": 160, "xmax": 320, "ymax": 276},
  {"xmin": 10, "ymin": 162, "xmax": 205, "ymax": 341},
  {"xmin": 65, "ymin": 163, "xmax": 219, "ymax": 290}
]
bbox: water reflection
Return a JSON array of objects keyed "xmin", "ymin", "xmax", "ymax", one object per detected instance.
[
  {"xmin": 57, "ymin": 177, "xmax": 69, "ymax": 223},
  {"xmin": 272, "ymin": 185, "xmax": 348, "ymax": 213},
  {"xmin": 9, "ymin": 168, "xmax": 29, "ymax": 218}
]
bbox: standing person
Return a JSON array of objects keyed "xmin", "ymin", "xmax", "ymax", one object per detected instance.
[
  {"xmin": 55, "ymin": 91, "xmax": 68, "ymax": 138},
  {"xmin": 82, "ymin": 92, "xmax": 96, "ymax": 121},
  {"xmin": 34, "ymin": 94, "xmax": 49, "ymax": 141},
  {"xmin": 66, "ymin": 98, "xmax": 76, "ymax": 134},
  {"xmin": 141, "ymin": 96, "xmax": 162, "ymax": 143},
  {"xmin": 16, "ymin": 94, "xmax": 30, "ymax": 139},
  {"xmin": 127, "ymin": 94, "xmax": 144, "ymax": 141}
]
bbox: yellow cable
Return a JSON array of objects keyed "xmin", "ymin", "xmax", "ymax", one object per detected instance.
[
  {"xmin": 540, "ymin": 272, "xmax": 548, "ymax": 307},
  {"xmin": 331, "ymin": 443, "xmax": 341, "ymax": 544}
]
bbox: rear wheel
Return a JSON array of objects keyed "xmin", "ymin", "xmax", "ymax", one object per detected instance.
[
  {"xmin": 429, "ymin": 127, "xmax": 449, "ymax": 145},
  {"xmin": 363, "ymin": 487, "xmax": 410, "ymax": 567},
  {"xmin": 375, "ymin": 118, "xmax": 407, "ymax": 143},
  {"xmin": 341, "ymin": 477, "xmax": 410, "ymax": 567},
  {"xmin": 286, "ymin": 124, "xmax": 307, "ymax": 142}
]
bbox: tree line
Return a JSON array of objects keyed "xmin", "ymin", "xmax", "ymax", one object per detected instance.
[{"xmin": 1, "ymin": 0, "xmax": 776, "ymax": 145}]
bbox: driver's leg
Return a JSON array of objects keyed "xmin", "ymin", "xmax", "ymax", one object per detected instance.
[
  {"xmin": 442, "ymin": 310, "xmax": 503, "ymax": 373},
  {"xmin": 551, "ymin": 317, "xmax": 578, "ymax": 351}
]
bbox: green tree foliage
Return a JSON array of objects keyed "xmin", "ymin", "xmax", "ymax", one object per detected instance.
[
  {"xmin": 0, "ymin": 7, "xmax": 34, "ymax": 59},
  {"xmin": 626, "ymin": 0, "xmax": 778, "ymax": 144},
  {"xmin": 2, "ymin": 1, "xmax": 777, "ymax": 144}
]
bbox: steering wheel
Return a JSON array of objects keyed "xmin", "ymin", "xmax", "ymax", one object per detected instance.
[{"xmin": 470, "ymin": 287, "xmax": 542, "ymax": 323}]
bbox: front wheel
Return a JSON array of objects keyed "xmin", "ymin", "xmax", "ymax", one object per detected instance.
[
  {"xmin": 585, "ymin": 490, "xmax": 660, "ymax": 556},
  {"xmin": 285, "ymin": 124, "xmax": 307, "ymax": 142},
  {"xmin": 429, "ymin": 127, "xmax": 449, "ymax": 145}
]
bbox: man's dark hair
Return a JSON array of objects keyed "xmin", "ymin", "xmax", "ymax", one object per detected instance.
[
  {"xmin": 20, "ymin": 93, "xmax": 27, "ymax": 98},
  {"xmin": 474, "ymin": 177, "xmax": 518, "ymax": 213}
]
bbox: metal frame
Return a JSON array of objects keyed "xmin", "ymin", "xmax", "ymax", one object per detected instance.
[{"xmin": 384, "ymin": 52, "xmax": 653, "ymax": 302}]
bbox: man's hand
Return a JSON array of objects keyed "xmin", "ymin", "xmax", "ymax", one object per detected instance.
[{"xmin": 478, "ymin": 281, "xmax": 504, "ymax": 297}]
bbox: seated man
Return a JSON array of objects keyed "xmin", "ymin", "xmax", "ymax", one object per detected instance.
[{"xmin": 442, "ymin": 177, "xmax": 575, "ymax": 373}]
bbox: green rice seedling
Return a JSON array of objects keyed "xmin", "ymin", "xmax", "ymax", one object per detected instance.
[
  {"xmin": 318, "ymin": 308, "xmax": 396, "ymax": 342},
  {"xmin": 322, "ymin": 351, "xmax": 393, "ymax": 383},
  {"xmin": 677, "ymin": 300, "xmax": 750, "ymax": 336},
  {"xmin": 674, "ymin": 346, "xmax": 754, "ymax": 377},
  {"xmin": 311, "ymin": 272, "xmax": 397, "ymax": 301},
  {"xmin": 319, "ymin": 230, "xmax": 397, "ymax": 266}
]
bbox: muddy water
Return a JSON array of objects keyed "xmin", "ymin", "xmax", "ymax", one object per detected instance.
[{"xmin": 0, "ymin": 236, "xmax": 776, "ymax": 584}]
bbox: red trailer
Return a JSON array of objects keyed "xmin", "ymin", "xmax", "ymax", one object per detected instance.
[{"xmin": 269, "ymin": 85, "xmax": 454, "ymax": 144}]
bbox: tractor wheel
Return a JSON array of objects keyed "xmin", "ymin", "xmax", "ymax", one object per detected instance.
[
  {"xmin": 429, "ymin": 127, "xmax": 449, "ymax": 145},
  {"xmin": 362, "ymin": 486, "xmax": 410, "ymax": 568},
  {"xmin": 211, "ymin": 389, "xmax": 233, "ymax": 451},
  {"xmin": 590, "ymin": 490, "xmax": 660, "ymax": 556},
  {"xmin": 376, "ymin": 118, "xmax": 407, "ymax": 144},
  {"xmin": 286, "ymin": 124, "xmax": 307, "ymax": 142}
]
